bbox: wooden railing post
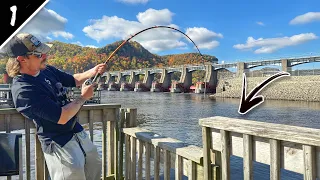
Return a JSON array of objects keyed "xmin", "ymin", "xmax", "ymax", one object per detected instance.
[
  {"xmin": 118, "ymin": 108, "xmax": 126, "ymax": 179},
  {"xmin": 117, "ymin": 108, "xmax": 138, "ymax": 180},
  {"xmin": 114, "ymin": 108, "xmax": 119, "ymax": 180},
  {"xmin": 107, "ymin": 106, "xmax": 121, "ymax": 179},
  {"xmin": 35, "ymin": 134, "xmax": 45, "ymax": 180},
  {"xmin": 24, "ymin": 118, "xmax": 31, "ymax": 180},
  {"xmin": 127, "ymin": 108, "xmax": 137, "ymax": 127},
  {"xmin": 102, "ymin": 108, "xmax": 108, "ymax": 180},
  {"xmin": 202, "ymin": 127, "xmax": 212, "ymax": 180}
]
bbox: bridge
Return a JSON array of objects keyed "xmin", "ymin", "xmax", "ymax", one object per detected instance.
[{"xmin": 99, "ymin": 55, "xmax": 320, "ymax": 93}]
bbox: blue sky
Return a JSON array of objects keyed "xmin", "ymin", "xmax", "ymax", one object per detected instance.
[{"xmin": 18, "ymin": 0, "xmax": 320, "ymax": 69}]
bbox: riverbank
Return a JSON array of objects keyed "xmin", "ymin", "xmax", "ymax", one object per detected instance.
[{"xmin": 210, "ymin": 75, "xmax": 320, "ymax": 101}]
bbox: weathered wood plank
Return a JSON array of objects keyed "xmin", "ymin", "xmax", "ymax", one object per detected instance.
[
  {"xmin": 145, "ymin": 143, "xmax": 151, "ymax": 180},
  {"xmin": 131, "ymin": 137, "xmax": 137, "ymax": 180},
  {"xmin": 189, "ymin": 160, "xmax": 196, "ymax": 180},
  {"xmin": 5, "ymin": 114, "xmax": 11, "ymax": 180},
  {"xmin": 127, "ymin": 108, "xmax": 137, "ymax": 127},
  {"xmin": 79, "ymin": 108, "xmax": 115, "ymax": 124},
  {"xmin": 209, "ymin": 128, "xmax": 320, "ymax": 177},
  {"xmin": 303, "ymin": 145, "xmax": 316, "ymax": 180},
  {"xmin": 107, "ymin": 116, "xmax": 115, "ymax": 175},
  {"xmin": 221, "ymin": 130, "xmax": 230, "ymax": 180},
  {"xmin": 102, "ymin": 110, "xmax": 108, "ymax": 180},
  {"xmin": 0, "ymin": 104, "xmax": 119, "ymax": 131},
  {"xmin": 119, "ymin": 109, "xmax": 125, "ymax": 179},
  {"xmin": 243, "ymin": 134, "xmax": 252, "ymax": 180},
  {"xmin": 19, "ymin": 137, "xmax": 23, "ymax": 180},
  {"xmin": 175, "ymin": 155, "xmax": 183, "ymax": 180},
  {"xmin": 200, "ymin": 116, "xmax": 320, "ymax": 147},
  {"xmin": 164, "ymin": 149, "xmax": 171, "ymax": 180},
  {"xmin": 202, "ymin": 127, "xmax": 212, "ymax": 180},
  {"xmin": 89, "ymin": 110, "xmax": 94, "ymax": 142},
  {"xmin": 80, "ymin": 104, "xmax": 121, "ymax": 110},
  {"xmin": 9, "ymin": 114, "xmax": 25, "ymax": 130},
  {"xmin": 25, "ymin": 119, "xmax": 31, "ymax": 180},
  {"xmin": 0, "ymin": 104, "xmax": 120, "ymax": 115},
  {"xmin": 113, "ymin": 108, "xmax": 119, "ymax": 180},
  {"xmin": 44, "ymin": 160, "xmax": 49, "ymax": 180},
  {"xmin": 5, "ymin": 114, "xmax": 10, "ymax": 132},
  {"xmin": 35, "ymin": 134, "xmax": 44, "ymax": 180},
  {"xmin": 125, "ymin": 135, "xmax": 131, "ymax": 180},
  {"xmin": 154, "ymin": 146, "xmax": 160, "ymax": 180},
  {"xmin": 121, "ymin": 127, "xmax": 203, "ymax": 164},
  {"xmin": 270, "ymin": 139, "xmax": 280, "ymax": 180},
  {"xmin": 138, "ymin": 140, "xmax": 143, "ymax": 180}
]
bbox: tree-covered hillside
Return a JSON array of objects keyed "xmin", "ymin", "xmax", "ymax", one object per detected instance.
[{"xmin": 0, "ymin": 40, "xmax": 219, "ymax": 83}]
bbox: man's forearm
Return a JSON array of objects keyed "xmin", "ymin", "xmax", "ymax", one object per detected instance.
[
  {"xmin": 57, "ymin": 96, "xmax": 86, "ymax": 124},
  {"xmin": 73, "ymin": 71, "xmax": 92, "ymax": 87}
]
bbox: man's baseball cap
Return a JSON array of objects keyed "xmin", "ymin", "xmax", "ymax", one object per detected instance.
[{"xmin": 2, "ymin": 33, "xmax": 53, "ymax": 57}]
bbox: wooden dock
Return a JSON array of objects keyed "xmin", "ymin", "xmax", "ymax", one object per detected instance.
[{"xmin": 1, "ymin": 104, "xmax": 320, "ymax": 179}]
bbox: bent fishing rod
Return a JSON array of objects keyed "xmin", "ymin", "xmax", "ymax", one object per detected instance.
[
  {"xmin": 73, "ymin": 25, "xmax": 208, "ymax": 129},
  {"xmin": 84, "ymin": 25, "xmax": 205, "ymax": 86}
]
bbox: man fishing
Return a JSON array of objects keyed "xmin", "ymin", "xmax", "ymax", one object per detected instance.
[{"xmin": 2, "ymin": 33, "xmax": 105, "ymax": 180}]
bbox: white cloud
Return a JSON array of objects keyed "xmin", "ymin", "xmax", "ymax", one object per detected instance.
[
  {"xmin": 140, "ymin": 40, "xmax": 186, "ymax": 52},
  {"xmin": 233, "ymin": 33, "xmax": 318, "ymax": 54},
  {"xmin": 86, "ymin": 45, "xmax": 98, "ymax": 48},
  {"xmin": 290, "ymin": 12, "xmax": 320, "ymax": 25},
  {"xmin": 116, "ymin": 0, "xmax": 149, "ymax": 4},
  {"xmin": 52, "ymin": 31, "xmax": 74, "ymax": 39},
  {"xmin": 137, "ymin": 9, "xmax": 174, "ymax": 26},
  {"xmin": 186, "ymin": 27, "xmax": 222, "ymax": 49},
  {"xmin": 19, "ymin": 8, "xmax": 74, "ymax": 41},
  {"xmin": 71, "ymin": 41, "xmax": 99, "ymax": 48},
  {"xmin": 82, "ymin": 8, "xmax": 222, "ymax": 53},
  {"xmin": 256, "ymin": 21, "xmax": 265, "ymax": 26}
]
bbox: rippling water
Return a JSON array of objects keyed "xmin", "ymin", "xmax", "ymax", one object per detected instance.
[
  {"xmin": 3, "ymin": 90, "xmax": 320, "ymax": 179},
  {"xmin": 101, "ymin": 91, "xmax": 320, "ymax": 180}
]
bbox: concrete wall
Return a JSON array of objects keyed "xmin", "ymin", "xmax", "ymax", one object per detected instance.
[{"xmin": 213, "ymin": 75, "xmax": 320, "ymax": 101}]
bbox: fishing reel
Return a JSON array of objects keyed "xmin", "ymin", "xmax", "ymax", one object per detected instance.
[
  {"xmin": 84, "ymin": 78, "xmax": 93, "ymax": 86},
  {"xmin": 83, "ymin": 78, "xmax": 100, "ymax": 91}
]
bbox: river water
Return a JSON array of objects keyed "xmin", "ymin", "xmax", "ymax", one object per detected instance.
[
  {"xmin": 3, "ymin": 90, "xmax": 320, "ymax": 179},
  {"xmin": 101, "ymin": 91, "xmax": 320, "ymax": 180}
]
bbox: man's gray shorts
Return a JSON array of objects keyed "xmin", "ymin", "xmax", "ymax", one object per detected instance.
[{"xmin": 43, "ymin": 130, "xmax": 102, "ymax": 180}]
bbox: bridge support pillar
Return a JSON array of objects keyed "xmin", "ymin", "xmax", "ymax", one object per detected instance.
[
  {"xmin": 135, "ymin": 70, "xmax": 154, "ymax": 92},
  {"xmin": 171, "ymin": 67, "xmax": 192, "ymax": 93},
  {"xmin": 195, "ymin": 65, "xmax": 217, "ymax": 93},
  {"xmin": 108, "ymin": 72, "xmax": 123, "ymax": 91},
  {"xmin": 151, "ymin": 69, "xmax": 171, "ymax": 92},
  {"xmin": 100, "ymin": 73, "xmax": 112, "ymax": 90},
  {"xmin": 120, "ymin": 72, "xmax": 138, "ymax": 91},
  {"xmin": 116, "ymin": 72, "xmax": 126, "ymax": 84},
  {"xmin": 281, "ymin": 59, "xmax": 292, "ymax": 74},
  {"xmin": 105, "ymin": 73, "xmax": 117, "ymax": 91},
  {"xmin": 237, "ymin": 62, "xmax": 249, "ymax": 77},
  {"xmin": 143, "ymin": 71, "xmax": 154, "ymax": 89}
]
